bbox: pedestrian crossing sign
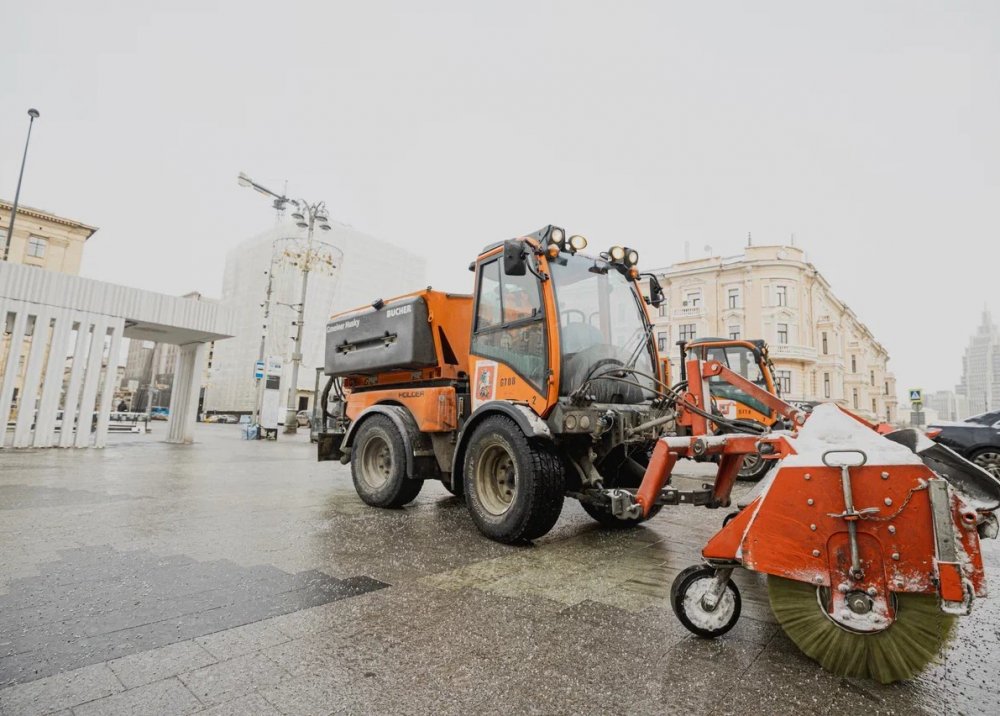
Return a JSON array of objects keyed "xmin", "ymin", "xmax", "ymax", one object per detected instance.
[{"xmin": 909, "ymin": 389, "xmax": 922, "ymax": 404}]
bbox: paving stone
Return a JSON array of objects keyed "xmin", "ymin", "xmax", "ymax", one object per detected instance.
[
  {"xmin": 72, "ymin": 677, "xmax": 203, "ymax": 716},
  {"xmin": 178, "ymin": 652, "xmax": 291, "ymax": 706},
  {"xmin": 194, "ymin": 621, "xmax": 291, "ymax": 661},
  {"xmin": 108, "ymin": 640, "xmax": 217, "ymax": 689},
  {"xmin": 0, "ymin": 663, "xmax": 122, "ymax": 716},
  {"xmin": 193, "ymin": 692, "xmax": 281, "ymax": 715}
]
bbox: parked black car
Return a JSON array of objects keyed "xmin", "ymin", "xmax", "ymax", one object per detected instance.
[{"xmin": 928, "ymin": 409, "xmax": 1000, "ymax": 477}]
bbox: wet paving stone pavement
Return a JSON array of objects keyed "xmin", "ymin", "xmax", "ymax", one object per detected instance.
[{"xmin": 1, "ymin": 424, "xmax": 998, "ymax": 715}]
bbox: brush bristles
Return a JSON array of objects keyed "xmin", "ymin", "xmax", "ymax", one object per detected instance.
[{"xmin": 768, "ymin": 576, "xmax": 954, "ymax": 684}]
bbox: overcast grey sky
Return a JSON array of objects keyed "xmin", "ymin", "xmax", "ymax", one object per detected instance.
[{"xmin": 2, "ymin": 1, "xmax": 998, "ymax": 398}]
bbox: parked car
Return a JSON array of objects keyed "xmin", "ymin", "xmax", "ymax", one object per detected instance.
[
  {"xmin": 928, "ymin": 409, "xmax": 1000, "ymax": 477},
  {"xmin": 296, "ymin": 410, "xmax": 311, "ymax": 427},
  {"xmin": 215, "ymin": 414, "xmax": 239, "ymax": 424}
]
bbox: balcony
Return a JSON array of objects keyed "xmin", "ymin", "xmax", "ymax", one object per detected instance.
[
  {"xmin": 768, "ymin": 343, "xmax": 817, "ymax": 363},
  {"xmin": 672, "ymin": 306, "xmax": 705, "ymax": 319}
]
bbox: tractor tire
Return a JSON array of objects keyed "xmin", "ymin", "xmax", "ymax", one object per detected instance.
[
  {"xmin": 350, "ymin": 415, "xmax": 423, "ymax": 508},
  {"xmin": 581, "ymin": 501, "xmax": 663, "ymax": 528},
  {"xmin": 463, "ymin": 415, "xmax": 565, "ymax": 543},
  {"xmin": 737, "ymin": 452, "xmax": 774, "ymax": 482}
]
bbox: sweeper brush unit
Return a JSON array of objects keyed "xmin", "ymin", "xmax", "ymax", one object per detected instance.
[{"xmin": 625, "ymin": 404, "xmax": 1000, "ymax": 683}]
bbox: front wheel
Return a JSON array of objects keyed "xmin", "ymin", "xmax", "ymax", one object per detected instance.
[
  {"xmin": 671, "ymin": 565, "xmax": 741, "ymax": 638},
  {"xmin": 350, "ymin": 415, "xmax": 423, "ymax": 508},
  {"xmin": 463, "ymin": 415, "xmax": 565, "ymax": 544}
]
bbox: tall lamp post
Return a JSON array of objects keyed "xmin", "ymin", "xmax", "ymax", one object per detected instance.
[
  {"xmin": 2, "ymin": 108, "xmax": 40, "ymax": 262},
  {"xmin": 283, "ymin": 201, "xmax": 331, "ymax": 433},
  {"xmin": 237, "ymin": 172, "xmax": 331, "ymax": 434}
]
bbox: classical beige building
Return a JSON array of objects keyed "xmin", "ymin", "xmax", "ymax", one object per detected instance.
[
  {"xmin": 647, "ymin": 245, "xmax": 898, "ymax": 423},
  {"xmin": 0, "ymin": 199, "xmax": 96, "ymax": 275}
]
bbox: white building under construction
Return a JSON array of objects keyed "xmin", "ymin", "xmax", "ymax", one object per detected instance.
[{"xmin": 204, "ymin": 220, "xmax": 426, "ymax": 415}]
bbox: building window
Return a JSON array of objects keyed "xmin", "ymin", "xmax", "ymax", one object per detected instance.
[
  {"xmin": 775, "ymin": 285, "xmax": 787, "ymax": 307},
  {"xmin": 851, "ymin": 355, "xmax": 857, "ymax": 373},
  {"xmin": 728, "ymin": 326, "xmax": 740, "ymax": 341},
  {"xmin": 853, "ymin": 388, "xmax": 859, "ymax": 409},
  {"xmin": 26, "ymin": 236, "xmax": 47, "ymax": 258},
  {"xmin": 727, "ymin": 288, "xmax": 739, "ymax": 309},
  {"xmin": 823, "ymin": 372, "xmax": 831, "ymax": 399},
  {"xmin": 872, "ymin": 398, "xmax": 877, "ymax": 413},
  {"xmin": 657, "ymin": 332, "xmax": 668, "ymax": 352},
  {"xmin": 679, "ymin": 323, "xmax": 697, "ymax": 342},
  {"xmin": 658, "ymin": 303, "xmax": 668, "ymax": 317},
  {"xmin": 884, "ymin": 381, "xmax": 889, "ymax": 395},
  {"xmin": 776, "ymin": 370, "xmax": 792, "ymax": 395},
  {"xmin": 821, "ymin": 332, "xmax": 828, "ymax": 355},
  {"xmin": 886, "ymin": 407, "xmax": 891, "ymax": 422},
  {"xmin": 777, "ymin": 323, "xmax": 788, "ymax": 344},
  {"xmin": 870, "ymin": 370, "xmax": 875, "ymax": 386},
  {"xmin": 684, "ymin": 291, "xmax": 701, "ymax": 308}
]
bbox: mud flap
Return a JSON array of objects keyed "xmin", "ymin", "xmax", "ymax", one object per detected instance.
[{"xmin": 317, "ymin": 431, "xmax": 345, "ymax": 462}]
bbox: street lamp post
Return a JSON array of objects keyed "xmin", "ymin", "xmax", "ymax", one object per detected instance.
[
  {"xmin": 2, "ymin": 108, "xmax": 40, "ymax": 262},
  {"xmin": 237, "ymin": 172, "xmax": 331, "ymax": 435},
  {"xmin": 284, "ymin": 201, "xmax": 331, "ymax": 434}
]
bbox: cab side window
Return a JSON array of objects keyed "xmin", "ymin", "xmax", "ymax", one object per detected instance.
[{"xmin": 472, "ymin": 258, "xmax": 546, "ymax": 389}]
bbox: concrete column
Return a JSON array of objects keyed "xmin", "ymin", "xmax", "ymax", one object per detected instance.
[{"xmin": 166, "ymin": 342, "xmax": 207, "ymax": 444}]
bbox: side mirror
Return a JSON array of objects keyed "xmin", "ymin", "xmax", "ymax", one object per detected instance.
[
  {"xmin": 503, "ymin": 240, "xmax": 527, "ymax": 276},
  {"xmin": 643, "ymin": 273, "xmax": 665, "ymax": 308}
]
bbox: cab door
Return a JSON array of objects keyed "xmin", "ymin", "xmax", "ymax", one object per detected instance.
[{"xmin": 469, "ymin": 250, "xmax": 554, "ymax": 416}]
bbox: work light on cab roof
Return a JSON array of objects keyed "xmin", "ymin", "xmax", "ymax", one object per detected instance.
[
  {"xmin": 607, "ymin": 245, "xmax": 640, "ymax": 278},
  {"xmin": 544, "ymin": 226, "xmax": 588, "ymax": 258}
]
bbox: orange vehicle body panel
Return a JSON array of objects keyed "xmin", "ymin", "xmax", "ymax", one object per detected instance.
[
  {"xmin": 702, "ymin": 464, "xmax": 988, "ymax": 599},
  {"xmin": 346, "ymin": 386, "xmax": 459, "ymax": 433}
]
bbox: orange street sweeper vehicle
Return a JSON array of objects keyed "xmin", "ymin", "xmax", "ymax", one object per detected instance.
[{"xmin": 317, "ymin": 226, "xmax": 677, "ymax": 542}]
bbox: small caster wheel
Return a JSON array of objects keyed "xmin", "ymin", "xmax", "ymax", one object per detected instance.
[
  {"xmin": 722, "ymin": 511, "xmax": 740, "ymax": 527},
  {"xmin": 671, "ymin": 565, "xmax": 741, "ymax": 638}
]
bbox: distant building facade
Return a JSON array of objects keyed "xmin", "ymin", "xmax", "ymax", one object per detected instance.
[
  {"xmin": 957, "ymin": 309, "xmax": 1000, "ymax": 416},
  {"xmin": 204, "ymin": 220, "xmax": 427, "ymax": 415},
  {"xmin": 0, "ymin": 199, "xmax": 96, "ymax": 275},
  {"xmin": 120, "ymin": 293, "xmax": 215, "ymax": 412},
  {"xmin": 646, "ymin": 245, "xmax": 898, "ymax": 423},
  {"xmin": 924, "ymin": 390, "xmax": 968, "ymax": 423}
]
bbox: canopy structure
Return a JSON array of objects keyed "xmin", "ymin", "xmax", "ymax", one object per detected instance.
[{"xmin": 1, "ymin": 262, "xmax": 235, "ymax": 447}]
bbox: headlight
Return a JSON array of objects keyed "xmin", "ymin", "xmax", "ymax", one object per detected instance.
[
  {"xmin": 569, "ymin": 235, "xmax": 588, "ymax": 251},
  {"xmin": 565, "ymin": 414, "xmax": 578, "ymax": 430},
  {"xmin": 550, "ymin": 227, "xmax": 565, "ymax": 244},
  {"xmin": 609, "ymin": 245, "xmax": 626, "ymax": 261},
  {"xmin": 626, "ymin": 249, "xmax": 639, "ymax": 266}
]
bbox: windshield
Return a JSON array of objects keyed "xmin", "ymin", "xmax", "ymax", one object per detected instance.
[
  {"xmin": 688, "ymin": 343, "xmax": 770, "ymax": 419},
  {"xmin": 550, "ymin": 254, "xmax": 655, "ymax": 398}
]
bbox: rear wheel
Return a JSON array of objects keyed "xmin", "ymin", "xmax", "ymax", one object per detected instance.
[
  {"xmin": 350, "ymin": 415, "xmax": 423, "ymax": 508},
  {"xmin": 581, "ymin": 501, "xmax": 662, "ymax": 528},
  {"xmin": 737, "ymin": 452, "xmax": 773, "ymax": 482},
  {"xmin": 463, "ymin": 415, "xmax": 565, "ymax": 543}
]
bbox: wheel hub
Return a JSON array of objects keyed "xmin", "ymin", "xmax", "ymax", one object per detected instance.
[
  {"xmin": 475, "ymin": 442, "xmax": 518, "ymax": 516},
  {"xmin": 974, "ymin": 451, "xmax": 1000, "ymax": 478}
]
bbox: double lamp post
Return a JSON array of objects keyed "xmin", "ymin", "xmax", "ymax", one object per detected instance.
[{"xmin": 237, "ymin": 172, "xmax": 331, "ymax": 434}]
